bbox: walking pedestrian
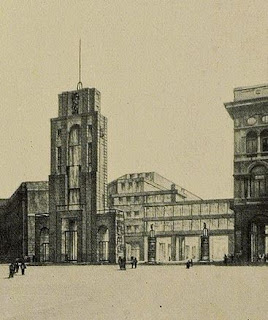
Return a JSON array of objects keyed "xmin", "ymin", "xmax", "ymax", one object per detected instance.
[
  {"xmin": 20, "ymin": 262, "xmax": 26, "ymax": 275},
  {"xmin": 15, "ymin": 260, "xmax": 19, "ymax": 273},
  {"xmin": 130, "ymin": 256, "xmax": 134, "ymax": 269},
  {"xmin": 134, "ymin": 257, "xmax": 138, "ymax": 269}
]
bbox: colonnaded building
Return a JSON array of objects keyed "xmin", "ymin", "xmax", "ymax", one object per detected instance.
[{"xmin": 0, "ymin": 82, "xmax": 268, "ymax": 264}]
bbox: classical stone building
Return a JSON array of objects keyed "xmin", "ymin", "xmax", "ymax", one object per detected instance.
[
  {"xmin": 109, "ymin": 172, "xmax": 234, "ymax": 262},
  {"xmin": 225, "ymin": 84, "xmax": 268, "ymax": 262},
  {"xmin": 0, "ymin": 182, "xmax": 49, "ymax": 262}
]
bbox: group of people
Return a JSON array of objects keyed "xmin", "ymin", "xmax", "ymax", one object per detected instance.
[
  {"xmin": 118, "ymin": 256, "xmax": 126, "ymax": 270},
  {"xmin": 130, "ymin": 256, "xmax": 138, "ymax": 269},
  {"xmin": 186, "ymin": 259, "xmax": 193, "ymax": 269},
  {"xmin": 9, "ymin": 259, "xmax": 27, "ymax": 278},
  {"xmin": 118, "ymin": 256, "xmax": 138, "ymax": 270}
]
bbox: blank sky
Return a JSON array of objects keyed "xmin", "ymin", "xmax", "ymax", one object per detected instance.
[{"xmin": 0, "ymin": 1, "xmax": 267, "ymax": 199}]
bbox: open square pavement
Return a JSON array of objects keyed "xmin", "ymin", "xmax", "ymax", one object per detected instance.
[{"xmin": 0, "ymin": 264, "xmax": 267, "ymax": 320}]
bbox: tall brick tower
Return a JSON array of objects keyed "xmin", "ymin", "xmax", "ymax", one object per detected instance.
[
  {"xmin": 225, "ymin": 84, "xmax": 268, "ymax": 262},
  {"xmin": 49, "ymin": 86, "xmax": 110, "ymax": 262}
]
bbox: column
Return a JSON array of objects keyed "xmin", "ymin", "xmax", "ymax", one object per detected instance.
[{"xmin": 257, "ymin": 133, "xmax": 261, "ymax": 154}]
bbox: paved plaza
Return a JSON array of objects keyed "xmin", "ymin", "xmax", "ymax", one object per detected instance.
[{"xmin": 0, "ymin": 264, "xmax": 267, "ymax": 320}]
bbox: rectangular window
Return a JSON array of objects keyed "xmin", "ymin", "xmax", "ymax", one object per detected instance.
[
  {"xmin": 262, "ymin": 137, "xmax": 268, "ymax": 152},
  {"xmin": 174, "ymin": 205, "xmax": 183, "ymax": 216},
  {"xmin": 57, "ymin": 147, "xmax": 62, "ymax": 173},
  {"xmin": 155, "ymin": 207, "xmax": 164, "ymax": 217},
  {"xmin": 88, "ymin": 125, "xmax": 92, "ymax": 141},
  {"xmin": 68, "ymin": 166, "xmax": 80, "ymax": 188},
  {"xmin": 68, "ymin": 189, "xmax": 80, "ymax": 205},
  {"xmin": 218, "ymin": 218, "xmax": 227, "ymax": 229},
  {"xmin": 126, "ymin": 226, "xmax": 132, "ymax": 233},
  {"xmin": 192, "ymin": 204, "xmax": 200, "ymax": 215},
  {"xmin": 88, "ymin": 143, "xmax": 92, "ymax": 170},
  {"xmin": 57, "ymin": 128, "xmax": 61, "ymax": 137},
  {"xmin": 134, "ymin": 225, "xmax": 140, "ymax": 233},
  {"xmin": 174, "ymin": 220, "xmax": 183, "ymax": 231},
  {"xmin": 192, "ymin": 219, "xmax": 200, "ymax": 230},
  {"xmin": 182, "ymin": 220, "xmax": 191, "ymax": 231},
  {"xmin": 145, "ymin": 207, "xmax": 155, "ymax": 218},
  {"xmin": 182, "ymin": 205, "xmax": 191, "ymax": 216},
  {"xmin": 121, "ymin": 183, "xmax": 125, "ymax": 191},
  {"xmin": 247, "ymin": 138, "xmax": 257, "ymax": 153},
  {"xmin": 164, "ymin": 221, "xmax": 173, "ymax": 232},
  {"xmin": 201, "ymin": 203, "xmax": 209, "ymax": 215},
  {"xmin": 165, "ymin": 206, "xmax": 173, "ymax": 217},
  {"xmin": 134, "ymin": 211, "xmax": 139, "ymax": 217},
  {"xmin": 210, "ymin": 203, "xmax": 219, "ymax": 215},
  {"xmin": 155, "ymin": 221, "xmax": 164, "ymax": 232},
  {"xmin": 126, "ymin": 212, "xmax": 131, "ymax": 218},
  {"xmin": 210, "ymin": 218, "xmax": 219, "ymax": 230}
]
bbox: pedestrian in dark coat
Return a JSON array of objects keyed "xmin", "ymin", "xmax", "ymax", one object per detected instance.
[
  {"xmin": 9, "ymin": 263, "xmax": 15, "ymax": 278},
  {"xmin": 130, "ymin": 256, "xmax": 134, "ymax": 269},
  {"xmin": 15, "ymin": 261, "xmax": 19, "ymax": 273},
  {"xmin": 121, "ymin": 257, "xmax": 126, "ymax": 270},
  {"xmin": 118, "ymin": 257, "xmax": 122, "ymax": 269},
  {"xmin": 20, "ymin": 262, "xmax": 26, "ymax": 275},
  {"xmin": 134, "ymin": 257, "xmax": 138, "ymax": 269},
  {"xmin": 186, "ymin": 260, "xmax": 190, "ymax": 269}
]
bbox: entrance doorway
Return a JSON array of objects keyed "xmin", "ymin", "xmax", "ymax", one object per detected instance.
[
  {"xmin": 250, "ymin": 215, "xmax": 268, "ymax": 262},
  {"xmin": 40, "ymin": 228, "xmax": 49, "ymax": 262},
  {"xmin": 97, "ymin": 226, "xmax": 109, "ymax": 262},
  {"xmin": 156, "ymin": 237, "xmax": 171, "ymax": 262},
  {"xmin": 62, "ymin": 219, "xmax": 78, "ymax": 262}
]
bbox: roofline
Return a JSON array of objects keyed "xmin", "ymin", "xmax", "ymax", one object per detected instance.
[{"xmin": 234, "ymin": 83, "xmax": 268, "ymax": 91}]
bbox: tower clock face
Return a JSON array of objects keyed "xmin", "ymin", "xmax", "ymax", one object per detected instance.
[{"xmin": 247, "ymin": 117, "xmax": 256, "ymax": 125}]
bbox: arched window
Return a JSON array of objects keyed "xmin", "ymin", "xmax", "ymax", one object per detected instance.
[
  {"xmin": 40, "ymin": 228, "xmax": 49, "ymax": 262},
  {"xmin": 250, "ymin": 166, "xmax": 268, "ymax": 198},
  {"xmin": 68, "ymin": 125, "xmax": 81, "ymax": 205},
  {"xmin": 246, "ymin": 131, "xmax": 257, "ymax": 154},
  {"xmin": 69, "ymin": 125, "xmax": 81, "ymax": 146},
  {"xmin": 260, "ymin": 130, "xmax": 268, "ymax": 152}
]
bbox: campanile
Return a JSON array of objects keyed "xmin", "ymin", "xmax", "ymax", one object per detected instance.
[{"xmin": 49, "ymin": 86, "xmax": 108, "ymax": 262}]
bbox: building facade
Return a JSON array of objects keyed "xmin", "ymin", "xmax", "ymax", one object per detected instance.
[
  {"xmin": 225, "ymin": 84, "xmax": 268, "ymax": 262},
  {"xmin": 109, "ymin": 172, "xmax": 234, "ymax": 262},
  {"xmin": 2, "ymin": 82, "xmax": 267, "ymax": 264},
  {"xmin": 0, "ymin": 182, "xmax": 49, "ymax": 262}
]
